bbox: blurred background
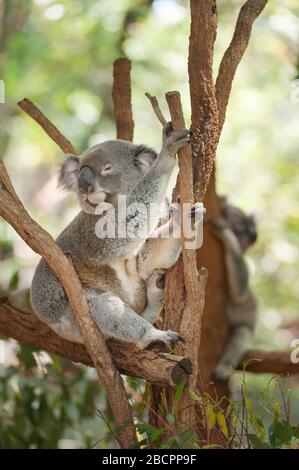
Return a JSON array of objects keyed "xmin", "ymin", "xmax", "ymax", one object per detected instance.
[{"xmin": 0, "ymin": 0, "xmax": 299, "ymax": 448}]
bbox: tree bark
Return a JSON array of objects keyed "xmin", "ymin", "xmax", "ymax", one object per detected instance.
[{"xmin": 112, "ymin": 58, "xmax": 134, "ymax": 141}]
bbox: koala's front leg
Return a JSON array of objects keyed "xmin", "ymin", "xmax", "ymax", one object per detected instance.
[
  {"xmin": 211, "ymin": 218, "xmax": 249, "ymax": 303},
  {"xmin": 138, "ymin": 201, "xmax": 203, "ymax": 280}
]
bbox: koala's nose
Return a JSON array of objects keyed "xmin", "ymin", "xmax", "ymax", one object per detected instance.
[
  {"xmin": 78, "ymin": 166, "xmax": 94, "ymax": 193},
  {"xmin": 248, "ymin": 227, "xmax": 257, "ymax": 243}
]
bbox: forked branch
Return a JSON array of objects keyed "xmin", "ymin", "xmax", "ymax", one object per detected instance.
[{"xmin": 216, "ymin": 0, "xmax": 268, "ymax": 133}]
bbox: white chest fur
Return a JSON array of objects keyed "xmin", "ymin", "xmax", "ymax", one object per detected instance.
[{"xmin": 109, "ymin": 257, "xmax": 147, "ymax": 314}]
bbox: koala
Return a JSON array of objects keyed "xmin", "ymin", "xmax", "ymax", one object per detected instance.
[
  {"xmin": 31, "ymin": 123, "xmax": 201, "ymax": 349},
  {"xmin": 211, "ymin": 198, "xmax": 258, "ymax": 381}
]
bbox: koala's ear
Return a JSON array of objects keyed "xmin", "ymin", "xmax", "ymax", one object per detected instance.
[
  {"xmin": 133, "ymin": 146, "xmax": 157, "ymax": 174},
  {"xmin": 58, "ymin": 155, "xmax": 80, "ymax": 191}
]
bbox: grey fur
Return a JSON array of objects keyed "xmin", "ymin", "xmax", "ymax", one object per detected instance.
[{"xmin": 211, "ymin": 203, "xmax": 258, "ymax": 381}]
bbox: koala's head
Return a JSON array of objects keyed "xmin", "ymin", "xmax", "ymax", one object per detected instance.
[
  {"xmin": 59, "ymin": 140, "xmax": 157, "ymax": 214},
  {"xmin": 219, "ymin": 197, "xmax": 257, "ymax": 253}
]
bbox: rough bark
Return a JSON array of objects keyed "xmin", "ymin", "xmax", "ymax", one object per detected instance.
[
  {"xmin": 112, "ymin": 58, "xmax": 134, "ymax": 141},
  {"xmin": 216, "ymin": 0, "xmax": 268, "ymax": 133},
  {"xmin": 188, "ymin": 0, "xmax": 219, "ymax": 201},
  {"xmin": 193, "ymin": 0, "xmax": 268, "ymax": 384},
  {"xmin": 163, "ymin": 91, "xmax": 208, "ymax": 428}
]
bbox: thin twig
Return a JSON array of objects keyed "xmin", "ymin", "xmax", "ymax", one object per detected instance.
[
  {"xmin": 216, "ymin": 0, "xmax": 268, "ymax": 133},
  {"xmin": 17, "ymin": 98, "xmax": 77, "ymax": 154},
  {"xmin": 145, "ymin": 93, "xmax": 167, "ymax": 126}
]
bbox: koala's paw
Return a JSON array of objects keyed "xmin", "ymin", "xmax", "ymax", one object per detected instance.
[
  {"xmin": 169, "ymin": 201, "xmax": 181, "ymax": 226},
  {"xmin": 212, "ymin": 362, "xmax": 231, "ymax": 382},
  {"xmin": 163, "ymin": 125, "xmax": 191, "ymax": 155},
  {"xmin": 142, "ymin": 329, "xmax": 185, "ymax": 350}
]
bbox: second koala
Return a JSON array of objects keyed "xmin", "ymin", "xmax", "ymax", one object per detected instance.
[
  {"xmin": 31, "ymin": 123, "xmax": 201, "ymax": 349},
  {"xmin": 211, "ymin": 199, "xmax": 258, "ymax": 381}
]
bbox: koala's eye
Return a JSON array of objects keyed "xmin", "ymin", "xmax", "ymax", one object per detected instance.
[{"xmin": 101, "ymin": 164, "xmax": 113, "ymax": 176}]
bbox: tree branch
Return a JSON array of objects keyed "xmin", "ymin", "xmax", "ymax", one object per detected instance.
[
  {"xmin": 188, "ymin": 0, "xmax": 219, "ymax": 200},
  {"xmin": 165, "ymin": 91, "xmax": 207, "ymax": 385},
  {"xmin": 145, "ymin": 93, "xmax": 167, "ymax": 126},
  {"xmin": 0, "ymin": 298, "xmax": 192, "ymax": 387},
  {"xmin": 0, "ymin": 160, "xmax": 136, "ymax": 448},
  {"xmin": 238, "ymin": 350, "xmax": 299, "ymax": 375},
  {"xmin": 163, "ymin": 91, "xmax": 208, "ymax": 429},
  {"xmin": 112, "ymin": 58, "xmax": 134, "ymax": 141},
  {"xmin": 17, "ymin": 98, "xmax": 77, "ymax": 154},
  {"xmin": 216, "ymin": 0, "xmax": 268, "ymax": 133}
]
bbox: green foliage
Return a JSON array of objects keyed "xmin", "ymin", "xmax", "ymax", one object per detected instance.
[
  {"xmin": 132, "ymin": 376, "xmax": 299, "ymax": 449},
  {"xmin": 0, "ymin": 345, "xmax": 106, "ymax": 449}
]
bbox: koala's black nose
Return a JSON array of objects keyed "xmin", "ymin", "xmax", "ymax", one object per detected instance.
[
  {"xmin": 78, "ymin": 166, "xmax": 94, "ymax": 193},
  {"xmin": 248, "ymin": 226, "xmax": 257, "ymax": 243}
]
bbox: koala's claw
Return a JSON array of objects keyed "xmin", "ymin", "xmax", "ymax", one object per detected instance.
[
  {"xmin": 213, "ymin": 363, "xmax": 231, "ymax": 382},
  {"xmin": 143, "ymin": 329, "xmax": 185, "ymax": 350},
  {"xmin": 163, "ymin": 121, "xmax": 173, "ymax": 137},
  {"xmin": 164, "ymin": 330, "xmax": 185, "ymax": 346},
  {"xmin": 163, "ymin": 127, "xmax": 191, "ymax": 155}
]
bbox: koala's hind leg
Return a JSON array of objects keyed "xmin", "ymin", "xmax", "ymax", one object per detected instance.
[
  {"xmin": 83, "ymin": 289, "xmax": 184, "ymax": 349},
  {"xmin": 213, "ymin": 325, "xmax": 253, "ymax": 381},
  {"xmin": 31, "ymin": 260, "xmax": 183, "ymax": 349},
  {"xmin": 41, "ymin": 289, "xmax": 184, "ymax": 349}
]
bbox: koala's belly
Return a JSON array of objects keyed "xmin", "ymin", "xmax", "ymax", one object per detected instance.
[
  {"xmin": 109, "ymin": 258, "xmax": 147, "ymax": 314},
  {"xmin": 76, "ymin": 257, "xmax": 147, "ymax": 314}
]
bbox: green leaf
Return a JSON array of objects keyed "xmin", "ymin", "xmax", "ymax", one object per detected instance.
[
  {"xmin": 251, "ymin": 416, "xmax": 265, "ymax": 441},
  {"xmin": 247, "ymin": 434, "xmax": 270, "ymax": 449},
  {"xmin": 167, "ymin": 413, "xmax": 175, "ymax": 425},
  {"xmin": 9, "ymin": 271, "xmax": 19, "ymax": 290},
  {"xmin": 172, "ymin": 379, "xmax": 187, "ymax": 414},
  {"xmin": 217, "ymin": 413, "xmax": 229, "ymax": 439},
  {"xmin": 268, "ymin": 420, "xmax": 294, "ymax": 447},
  {"xmin": 18, "ymin": 344, "xmax": 37, "ymax": 369},
  {"xmin": 292, "ymin": 426, "xmax": 299, "ymax": 439},
  {"xmin": 188, "ymin": 389, "xmax": 203, "ymax": 403},
  {"xmin": 206, "ymin": 404, "xmax": 216, "ymax": 430}
]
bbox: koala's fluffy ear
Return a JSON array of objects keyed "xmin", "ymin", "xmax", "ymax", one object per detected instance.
[
  {"xmin": 133, "ymin": 145, "xmax": 157, "ymax": 174},
  {"xmin": 58, "ymin": 155, "xmax": 80, "ymax": 191}
]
